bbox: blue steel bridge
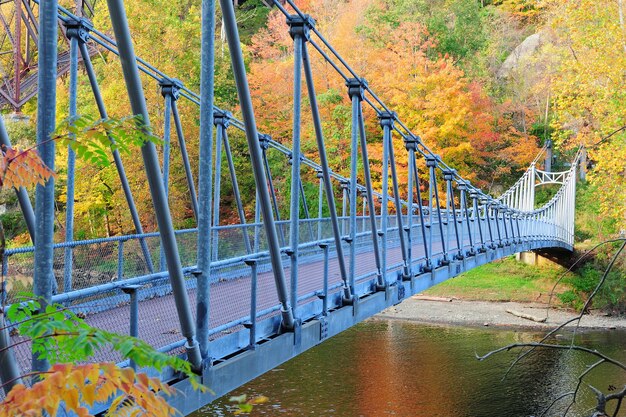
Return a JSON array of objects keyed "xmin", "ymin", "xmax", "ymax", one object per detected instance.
[{"xmin": 0, "ymin": 0, "xmax": 582, "ymax": 414}]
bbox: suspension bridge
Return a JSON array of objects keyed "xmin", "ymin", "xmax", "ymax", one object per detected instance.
[{"xmin": 0, "ymin": 0, "xmax": 583, "ymax": 414}]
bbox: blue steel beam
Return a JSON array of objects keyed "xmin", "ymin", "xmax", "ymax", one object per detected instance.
[
  {"xmin": 301, "ymin": 35, "xmax": 353, "ymax": 303},
  {"xmin": 219, "ymin": 0, "xmax": 295, "ymax": 331},
  {"xmin": 380, "ymin": 112, "xmax": 410, "ymax": 278},
  {"xmin": 106, "ymin": 0, "xmax": 202, "ymax": 370},
  {"xmin": 32, "ymin": 0, "xmax": 58, "ymax": 374},
  {"xmin": 218, "ymin": 114, "xmax": 252, "ymax": 254},
  {"xmin": 63, "ymin": 30, "xmax": 78, "ymax": 293},
  {"xmin": 196, "ymin": 0, "xmax": 216, "ymax": 361},
  {"xmin": 288, "ymin": 17, "xmax": 304, "ymax": 318}
]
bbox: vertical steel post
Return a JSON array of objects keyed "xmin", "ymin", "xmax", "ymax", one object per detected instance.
[
  {"xmin": 409, "ymin": 144, "xmax": 431, "ymax": 271},
  {"xmin": 196, "ymin": 0, "xmax": 215, "ymax": 361},
  {"xmin": 32, "ymin": 0, "xmax": 58, "ymax": 373},
  {"xmin": 63, "ymin": 32, "xmax": 79, "ymax": 293},
  {"xmin": 302, "ymin": 38, "xmax": 352, "ymax": 302},
  {"xmin": 380, "ymin": 112, "xmax": 390, "ymax": 281},
  {"xmin": 160, "ymin": 83, "xmax": 173, "ymax": 196},
  {"xmin": 317, "ymin": 171, "xmax": 324, "ymax": 240},
  {"xmin": 443, "ymin": 171, "xmax": 462, "ymax": 260},
  {"xmin": 502, "ymin": 206, "xmax": 510, "ymax": 245},
  {"xmin": 494, "ymin": 204, "xmax": 503, "ymax": 247},
  {"xmin": 380, "ymin": 114, "xmax": 409, "ymax": 278},
  {"xmin": 212, "ymin": 117, "xmax": 223, "ymax": 261},
  {"xmin": 13, "ymin": 0, "xmax": 22, "ymax": 108},
  {"xmin": 361, "ymin": 192, "xmax": 367, "ymax": 233},
  {"xmin": 348, "ymin": 82, "xmax": 359, "ymax": 291},
  {"xmin": 121, "ymin": 285, "xmax": 141, "ymax": 370},
  {"xmin": 220, "ymin": 0, "xmax": 295, "ymax": 329},
  {"xmin": 117, "ymin": 240, "xmax": 125, "ymax": 280},
  {"xmin": 244, "ymin": 259, "xmax": 258, "ymax": 349},
  {"xmin": 483, "ymin": 199, "xmax": 495, "ymax": 248},
  {"xmin": 254, "ymin": 189, "xmax": 260, "ymax": 252},
  {"xmin": 470, "ymin": 190, "xmax": 485, "ymax": 252},
  {"xmin": 426, "ymin": 156, "xmax": 448, "ymax": 265},
  {"xmin": 351, "ymin": 79, "xmax": 384, "ymax": 288},
  {"xmin": 106, "ymin": 0, "xmax": 202, "ymax": 369},
  {"xmin": 259, "ymin": 135, "xmax": 286, "ymax": 246},
  {"xmin": 287, "ymin": 19, "xmax": 304, "ymax": 317},
  {"xmin": 508, "ymin": 210, "xmax": 517, "ymax": 244},
  {"xmin": 405, "ymin": 141, "xmax": 414, "ymax": 270},
  {"xmin": 219, "ymin": 114, "xmax": 252, "ymax": 253},
  {"xmin": 526, "ymin": 172, "xmax": 532, "ymax": 211},
  {"xmin": 159, "ymin": 83, "xmax": 172, "ymax": 272},
  {"xmin": 341, "ymin": 180, "xmax": 349, "ymax": 235},
  {"xmin": 459, "ymin": 182, "xmax": 475, "ymax": 256},
  {"xmin": 299, "ymin": 179, "xmax": 315, "ymax": 240},
  {"xmin": 319, "ymin": 243, "xmax": 329, "ymax": 315},
  {"xmin": 172, "ymin": 99, "xmax": 200, "ymax": 220}
]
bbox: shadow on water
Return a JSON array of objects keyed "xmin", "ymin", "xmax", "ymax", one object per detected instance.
[{"xmin": 194, "ymin": 320, "xmax": 626, "ymax": 417}]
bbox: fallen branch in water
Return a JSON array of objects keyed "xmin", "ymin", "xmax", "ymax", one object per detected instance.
[{"xmin": 505, "ymin": 309, "xmax": 546, "ymax": 323}]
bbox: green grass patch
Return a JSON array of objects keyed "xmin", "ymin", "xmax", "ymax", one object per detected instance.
[{"xmin": 425, "ymin": 256, "xmax": 571, "ymax": 303}]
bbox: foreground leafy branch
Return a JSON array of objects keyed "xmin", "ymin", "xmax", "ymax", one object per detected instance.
[{"xmin": 0, "ymin": 297, "xmax": 208, "ymax": 416}]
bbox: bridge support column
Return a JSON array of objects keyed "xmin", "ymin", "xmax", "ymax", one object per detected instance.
[
  {"xmin": 220, "ymin": 0, "xmax": 295, "ymax": 330},
  {"xmin": 459, "ymin": 181, "xmax": 475, "ymax": 257},
  {"xmin": 259, "ymin": 134, "xmax": 286, "ymax": 246},
  {"xmin": 405, "ymin": 135, "xmax": 432, "ymax": 272},
  {"xmin": 159, "ymin": 78, "xmax": 200, "ymax": 221},
  {"xmin": 215, "ymin": 111, "xmax": 252, "ymax": 254},
  {"xmin": 482, "ymin": 198, "xmax": 496, "ymax": 249},
  {"xmin": 288, "ymin": 19, "xmax": 304, "ymax": 317},
  {"xmin": 32, "ymin": 0, "xmax": 58, "ymax": 374},
  {"xmin": 380, "ymin": 111, "xmax": 411, "ymax": 278},
  {"xmin": 443, "ymin": 170, "xmax": 463, "ymax": 260},
  {"xmin": 196, "ymin": 0, "xmax": 216, "ymax": 362},
  {"xmin": 347, "ymin": 77, "xmax": 384, "ymax": 289},
  {"xmin": 470, "ymin": 190, "xmax": 486, "ymax": 253},
  {"xmin": 62, "ymin": 25, "xmax": 79, "ymax": 293},
  {"xmin": 301, "ymin": 34, "xmax": 353, "ymax": 302},
  {"xmin": 426, "ymin": 156, "xmax": 449, "ymax": 266},
  {"xmin": 316, "ymin": 171, "xmax": 324, "ymax": 240}
]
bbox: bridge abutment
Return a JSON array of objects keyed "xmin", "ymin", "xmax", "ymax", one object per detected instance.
[{"xmin": 515, "ymin": 251, "xmax": 552, "ymax": 266}]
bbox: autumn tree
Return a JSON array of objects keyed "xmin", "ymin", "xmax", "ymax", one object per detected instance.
[{"xmin": 248, "ymin": 0, "xmax": 538, "ymax": 195}]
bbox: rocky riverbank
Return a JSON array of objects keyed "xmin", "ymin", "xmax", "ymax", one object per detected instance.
[{"xmin": 375, "ymin": 295, "xmax": 626, "ymax": 330}]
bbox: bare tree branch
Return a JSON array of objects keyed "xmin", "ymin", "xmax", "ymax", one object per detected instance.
[{"xmin": 479, "ymin": 238, "xmax": 626, "ymax": 416}]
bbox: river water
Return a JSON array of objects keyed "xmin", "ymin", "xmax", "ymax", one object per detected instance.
[{"xmin": 195, "ymin": 320, "xmax": 626, "ymax": 417}]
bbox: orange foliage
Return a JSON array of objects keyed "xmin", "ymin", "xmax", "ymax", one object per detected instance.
[
  {"xmin": 1, "ymin": 363, "xmax": 177, "ymax": 417},
  {"xmin": 248, "ymin": 0, "xmax": 539, "ymax": 191},
  {"xmin": 0, "ymin": 146, "xmax": 55, "ymax": 190}
]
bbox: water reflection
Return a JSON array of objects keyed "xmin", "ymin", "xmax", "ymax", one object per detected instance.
[{"xmin": 195, "ymin": 321, "xmax": 626, "ymax": 416}]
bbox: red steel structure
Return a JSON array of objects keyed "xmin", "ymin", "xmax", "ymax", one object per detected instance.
[{"xmin": 0, "ymin": 0, "xmax": 96, "ymax": 111}]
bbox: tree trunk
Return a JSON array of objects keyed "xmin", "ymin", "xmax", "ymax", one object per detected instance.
[{"xmin": 618, "ymin": 0, "xmax": 626, "ymax": 54}]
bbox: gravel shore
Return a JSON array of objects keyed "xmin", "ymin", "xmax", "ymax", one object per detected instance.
[{"xmin": 375, "ymin": 296, "xmax": 626, "ymax": 330}]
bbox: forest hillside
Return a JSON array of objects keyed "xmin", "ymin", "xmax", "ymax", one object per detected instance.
[{"xmin": 1, "ymin": 0, "xmax": 624, "ymax": 309}]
